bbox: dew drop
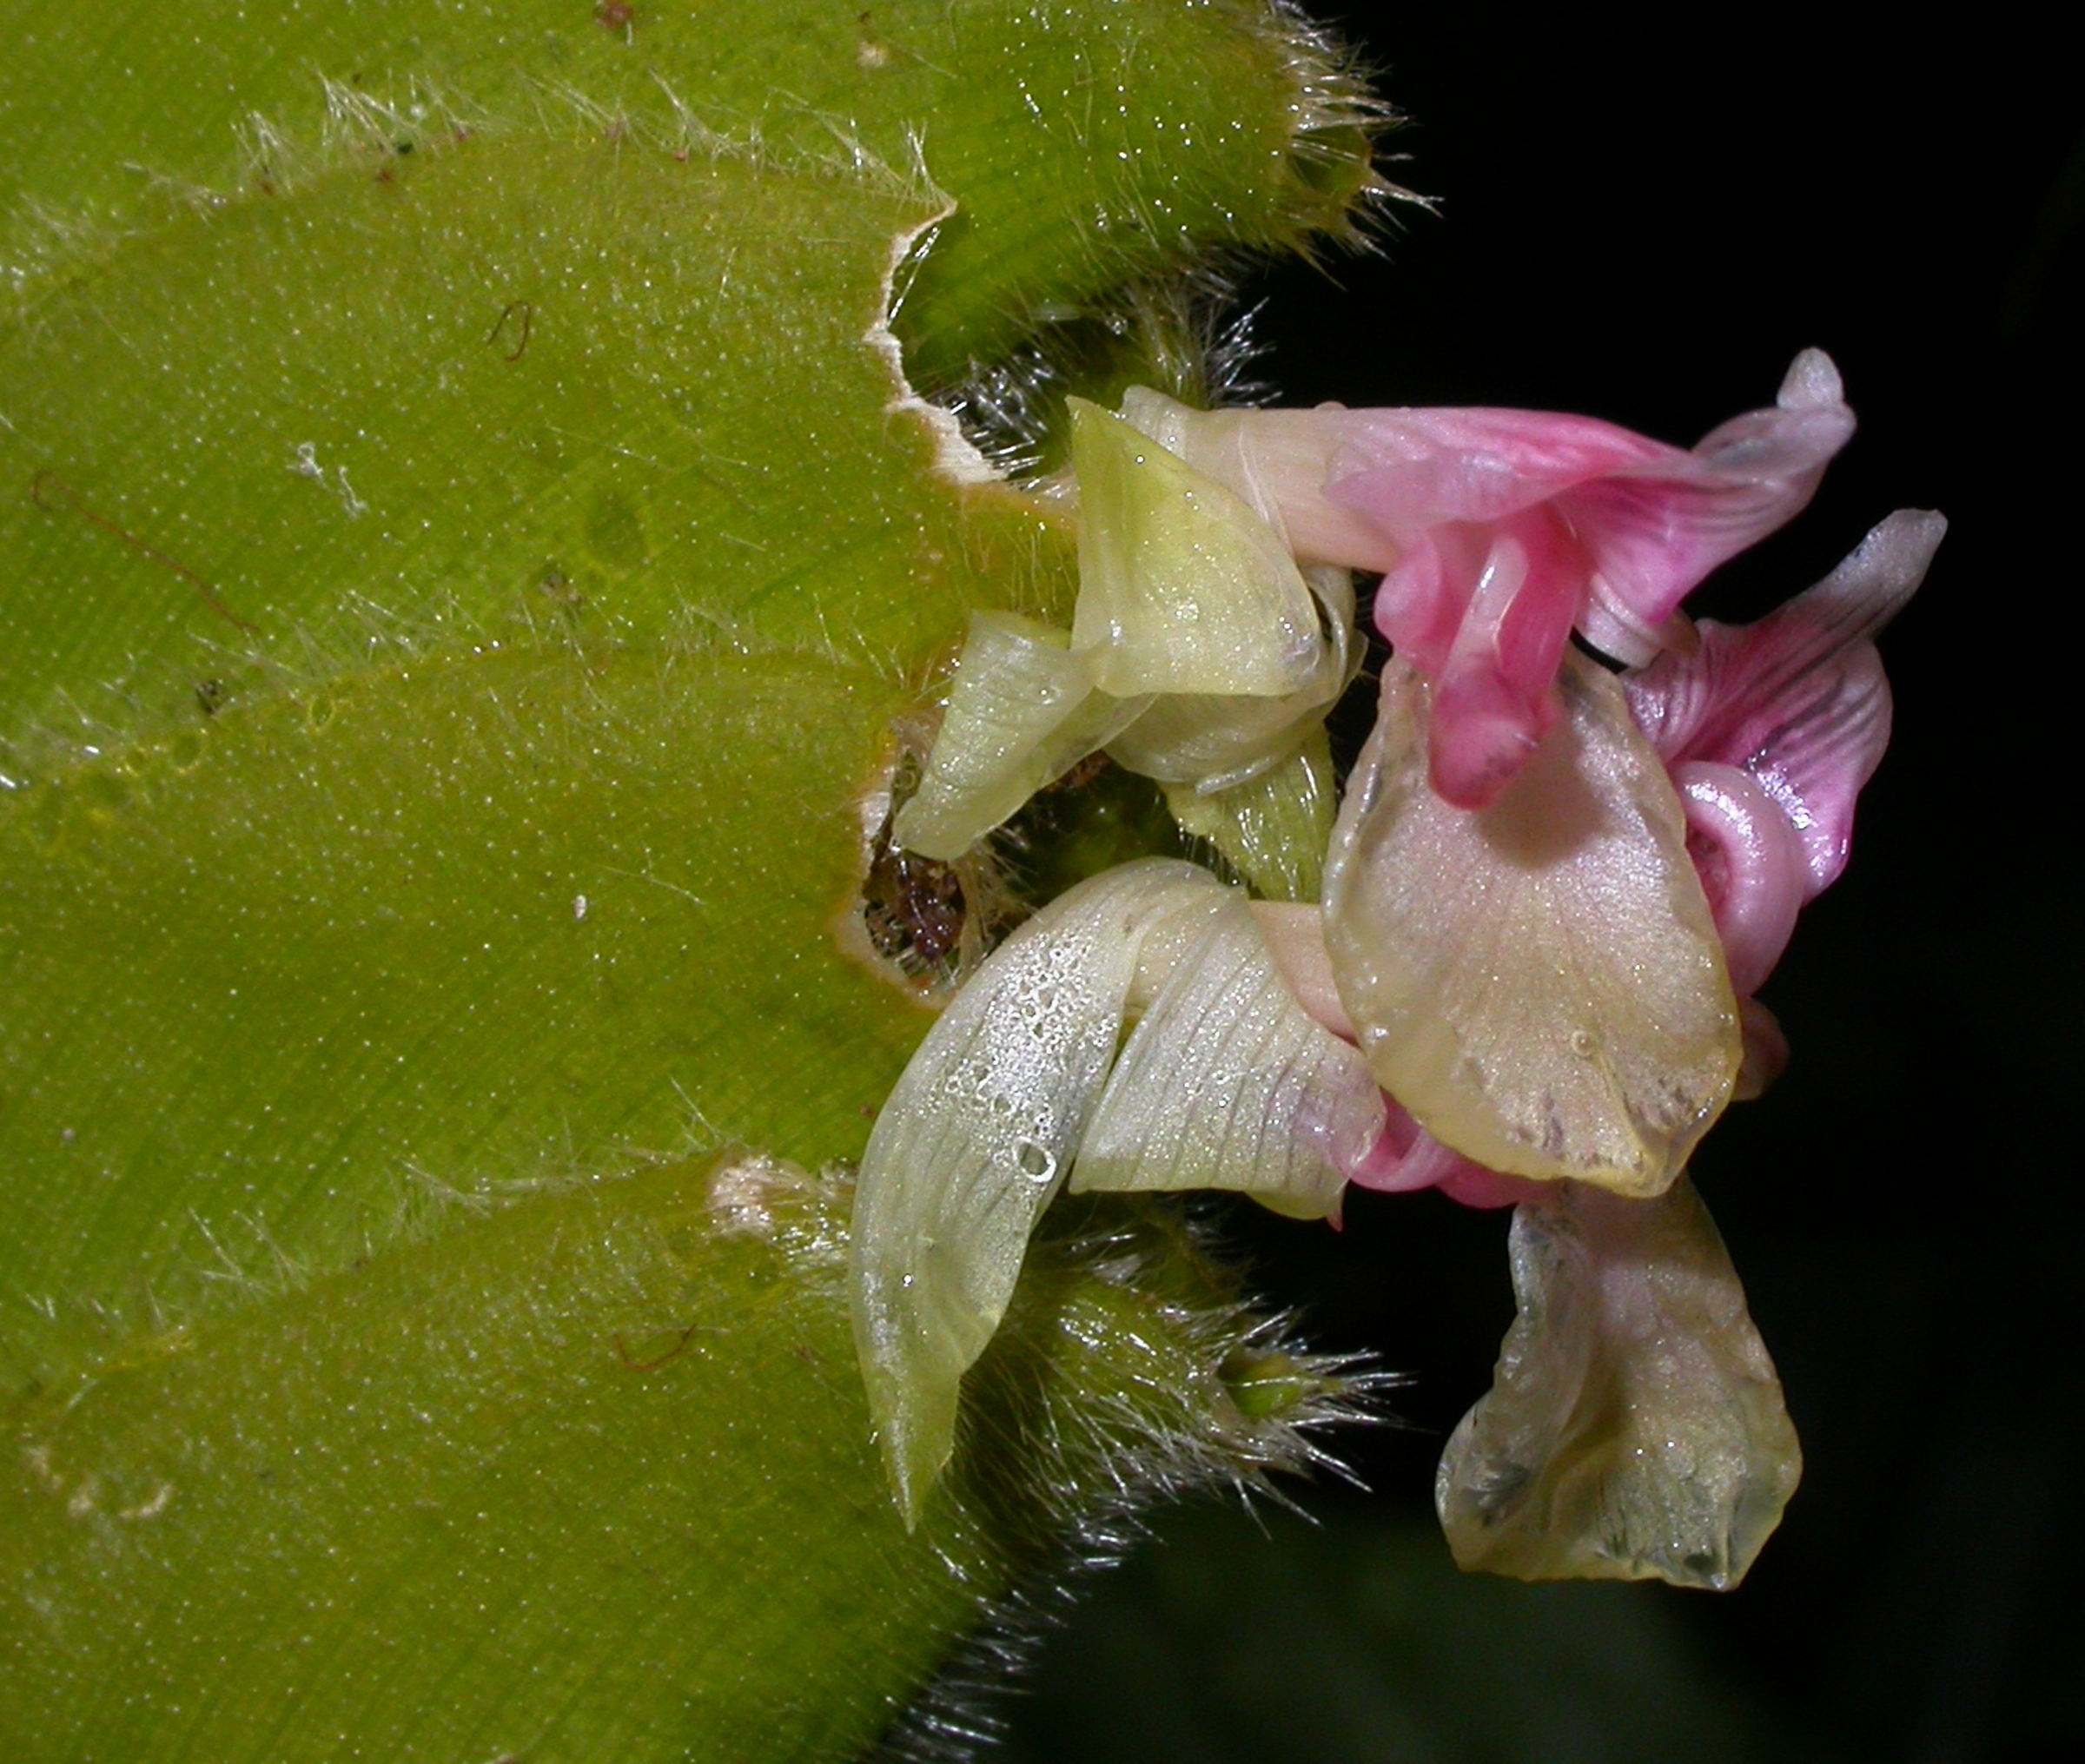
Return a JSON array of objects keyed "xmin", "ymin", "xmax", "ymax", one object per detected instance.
[{"xmin": 1014, "ymin": 1140, "xmax": 1056, "ymax": 1183}]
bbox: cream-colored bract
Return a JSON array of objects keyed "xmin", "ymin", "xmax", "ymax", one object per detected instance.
[
  {"xmin": 1437, "ymin": 1174, "xmax": 1802, "ymax": 1589},
  {"xmin": 1324, "ymin": 648, "xmax": 1741, "ymax": 1194},
  {"xmin": 890, "ymin": 611, "xmax": 1148, "ymax": 861},
  {"xmin": 850, "ymin": 860, "xmax": 1373, "ymax": 1521},
  {"xmin": 1069, "ymin": 398, "xmax": 1322, "ymax": 697},
  {"xmin": 892, "ymin": 397, "xmax": 1357, "ymax": 863}
]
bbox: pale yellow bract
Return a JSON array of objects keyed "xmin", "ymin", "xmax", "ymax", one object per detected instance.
[{"xmin": 892, "ymin": 395, "xmax": 1355, "ymax": 863}]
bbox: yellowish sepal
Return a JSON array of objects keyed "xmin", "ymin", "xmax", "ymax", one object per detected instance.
[{"xmin": 892, "ymin": 610, "xmax": 1148, "ymax": 861}]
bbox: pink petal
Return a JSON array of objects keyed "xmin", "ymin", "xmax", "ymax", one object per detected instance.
[
  {"xmin": 1323, "ymin": 407, "xmax": 1675, "ymax": 529},
  {"xmin": 1370, "ymin": 525, "xmax": 1486, "ymax": 677},
  {"xmin": 1627, "ymin": 510, "xmax": 1943, "ymax": 896},
  {"xmin": 1328, "ymin": 353, "xmax": 1854, "ymax": 677},
  {"xmin": 1428, "ymin": 509, "xmax": 1585, "ymax": 808},
  {"xmin": 1673, "ymin": 761, "xmax": 1810, "ymax": 996},
  {"xmin": 1374, "ymin": 509, "xmax": 1588, "ymax": 809},
  {"xmin": 1345, "ymin": 1097, "xmax": 1538, "ymax": 1206},
  {"xmin": 1568, "ymin": 352, "xmax": 1856, "ymax": 662}
]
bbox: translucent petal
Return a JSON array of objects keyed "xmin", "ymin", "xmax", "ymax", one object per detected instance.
[
  {"xmin": 1069, "ymin": 397, "xmax": 1323, "ymax": 697},
  {"xmin": 1072, "ymin": 891, "xmax": 1382, "ymax": 1221},
  {"xmin": 1105, "ymin": 564, "xmax": 1359, "ymax": 794},
  {"xmin": 1437, "ymin": 1175, "xmax": 1802, "ymax": 1589},
  {"xmin": 892, "ymin": 610, "xmax": 1149, "ymax": 861},
  {"xmin": 1161, "ymin": 734, "xmax": 1337, "ymax": 903},
  {"xmin": 850, "ymin": 859, "xmax": 1223, "ymax": 1520},
  {"xmin": 1323, "ymin": 648, "xmax": 1739, "ymax": 1194},
  {"xmin": 1326, "ymin": 406, "xmax": 1672, "ymax": 528}
]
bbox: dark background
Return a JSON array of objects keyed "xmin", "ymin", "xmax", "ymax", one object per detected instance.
[{"xmin": 1003, "ymin": 5, "xmax": 2083, "ymax": 1761}]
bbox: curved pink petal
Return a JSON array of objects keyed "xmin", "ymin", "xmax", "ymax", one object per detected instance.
[
  {"xmin": 1328, "ymin": 355, "xmax": 1853, "ymax": 670},
  {"xmin": 1426, "ymin": 509, "xmax": 1585, "ymax": 808},
  {"xmin": 1674, "ymin": 761, "xmax": 1809, "ymax": 995},
  {"xmin": 1572, "ymin": 353, "xmax": 1856, "ymax": 662},
  {"xmin": 1345, "ymin": 1100, "xmax": 1547, "ymax": 1210},
  {"xmin": 1627, "ymin": 510, "xmax": 1943, "ymax": 896},
  {"xmin": 1371, "ymin": 525, "xmax": 1484, "ymax": 677}
]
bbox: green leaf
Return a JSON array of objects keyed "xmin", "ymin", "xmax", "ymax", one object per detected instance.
[
  {"xmin": 0, "ymin": 2, "xmax": 1384, "ymax": 1754},
  {"xmin": 2, "ymin": 1169, "xmax": 1364, "ymax": 1758}
]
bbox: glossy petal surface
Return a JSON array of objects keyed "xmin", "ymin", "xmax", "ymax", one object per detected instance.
[
  {"xmin": 851, "ymin": 861, "xmax": 1222, "ymax": 1519},
  {"xmin": 1437, "ymin": 1175, "xmax": 1801, "ymax": 1589},
  {"xmin": 1073, "ymin": 890, "xmax": 1382, "ymax": 1220},
  {"xmin": 1323, "ymin": 650, "xmax": 1739, "ymax": 1194}
]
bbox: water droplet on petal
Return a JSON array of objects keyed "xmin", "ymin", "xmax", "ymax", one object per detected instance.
[{"xmin": 1014, "ymin": 1140, "xmax": 1056, "ymax": 1183}]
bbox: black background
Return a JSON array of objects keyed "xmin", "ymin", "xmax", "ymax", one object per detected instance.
[{"xmin": 1005, "ymin": 5, "xmax": 2084, "ymax": 1761}]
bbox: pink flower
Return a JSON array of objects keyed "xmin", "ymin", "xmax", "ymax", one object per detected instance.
[
  {"xmin": 1627, "ymin": 509, "xmax": 1944, "ymax": 997},
  {"xmin": 1328, "ymin": 353, "xmax": 1856, "ymax": 806},
  {"xmin": 1280, "ymin": 511, "xmax": 1943, "ymax": 1200},
  {"xmin": 1132, "ymin": 353, "xmax": 1856, "ymax": 808}
]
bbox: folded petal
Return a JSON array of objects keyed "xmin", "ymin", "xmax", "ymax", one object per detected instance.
[
  {"xmin": 893, "ymin": 610, "xmax": 1148, "ymax": 860},
  {"xmin": 1625, "ymin": 509, "xmax": 1943, "ymax": 896},
  {"xmin": 1572, "ymin": 352, "xmax": 1856, "ymax": 663},
  {"xmin": 1346, "ymin": 1097, "xmax": 1508, "ymax": 1199},
  {"xmin": 1073, "ymin": 891, "xmax": 1383, "ymax": 1221},
  {"xmin": 1425, "ymin": 508, "xmax": 1586, "ymax": 808},
  {"xmin": 1436, "ymin": 1175, "xmax": 1803, "ymax": 1589},
  {"xmin": 1671, "ymin": 760, "xmax": 1810, "ymax": 996},
  {"xmin": 1106, "ymin": 565, "xmax": 1359, "ymax": 793},
  {"xmin": 851, "ymin": 859, "xmax": 1225, "ymax": 1519},
  {"xmin": 1323, "ymin": 648, "xmax": 1740, "ymax": 1195},
  {"xmin": 1069, "ymin": 397, "xmax": 1323, "ymax": 697}
]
